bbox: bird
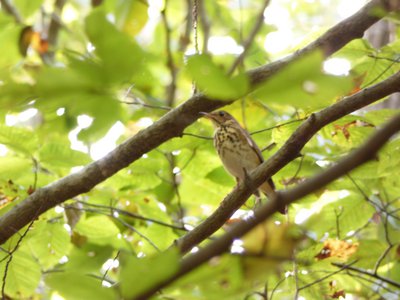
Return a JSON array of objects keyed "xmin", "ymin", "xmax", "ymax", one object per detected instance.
[{"xmin": 201, "ymin": 110, "xmax": 284, "ymax": 213}]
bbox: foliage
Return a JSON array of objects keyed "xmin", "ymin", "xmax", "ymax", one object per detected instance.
[{"xmin": 0, "ymin": 0, "xmax": 399, "ymax": 299}]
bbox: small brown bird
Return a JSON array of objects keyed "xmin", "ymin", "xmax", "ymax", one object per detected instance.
[{"xmin": 201, "ymin": 110, "xmax": 282, "ymax": 212}]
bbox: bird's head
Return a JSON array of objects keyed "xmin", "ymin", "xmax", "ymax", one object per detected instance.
[{"xmin": 200, "ymin": 110, "xmax": 236, "ymax": 127}]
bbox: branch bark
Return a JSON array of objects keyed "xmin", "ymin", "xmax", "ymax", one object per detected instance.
[
  {"xmin": 42, "ymin": 0, "xmax": 67, "ymax": 63},
  {"xmin": 134, "ymin": 112, "xmax": 400, "ymax": 300},
  {"xmin": 0, "ymin": 0, "xmax": 397, "ymax": 245},
  {"xmin": 0, "ymin": 0, "xmax": 23, "ymax": 23}
]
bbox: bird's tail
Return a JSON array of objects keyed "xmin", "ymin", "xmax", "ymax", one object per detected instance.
[{"xmin": 260, "ymin": 179, "xmax": 286, "ymax": 214}]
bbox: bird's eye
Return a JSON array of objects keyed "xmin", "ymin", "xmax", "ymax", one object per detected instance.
[{"xmin": 219, "ymin": 111, "xmax": 225, "ymax": 117}]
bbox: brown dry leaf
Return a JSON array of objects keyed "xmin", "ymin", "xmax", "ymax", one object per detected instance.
[
  {"xmin": 315, "ymin": 239, "xmax": 358, "ymax": 261},
  {"xmin": 330, "ymin": 290, "xmax": 345, "ymax": 299},
  {"xmin": 0, "ymin": 181, "xmax": 20, "ymax": 209},
  {"xmin": 331, "ymin": 120, "xmax": 374, "ymax": 140},
  {"xmin": 346, "ymin": 73, "xmax": 366, "ymax": 96}
]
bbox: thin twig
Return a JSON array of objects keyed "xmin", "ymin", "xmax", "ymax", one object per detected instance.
[
  {"xmin": 332, "ymin": 262, "xmax": 400, "ymax": 289},
  {"xmin": 373, "ymin": 244, "xmax": 394, "ymax": 274},
  {"xmin": 1, "ymin": 219, "xmax": 36, "ymax": 298},
  {"xmin": 182, "ymin": 132, "xmax": 213, "ymax": 140},
  {"xmin": 228, "ymin": 0, "xmax": 271, "ymax": 75},
  {"xmin": 113, "ymin": 216, "xmax": 160, "ymax": 252},
  {"xmin": 298, "ymin": 260, "xmax": 358, "ymax": 291},
  {"xmin": 282, "ymin": 155, "xmax": 305, "ymax": 187},
  {"xmin": 346, "ymin": 174, "xmax": 381, "ymax": 209},
  {"xmin": 250, "ymin": 118, "xmax": 307, "ymax": 135},
  {"xmin": 161, "ymin": 1, "xmax": 178, "ymax": 107},
  {"xmin": 367, "ymin": 54, "xmax": 400, "ymax": 63},
  {"xmin": 31, "ymin": 157, "xmax": 39, "ymax": 191},
  {"xmin": 101, "ymin": 250, "xmax": 120, "ymax": 284},
  {"xmin": 67, "ymin": 201, "xmax": 187, "ymax": 231},
  {"xmin": 43, "ymin": 0, "xmax": 67, "ymax": 63},
  {"xmin": 63, "ymin": 203, "xmax": 161, "ymax": 251},
  {"xmin": 345, "ymin": 270, "xmax": 399, "ymax": 295},
  {"xmin": 363, "ymin": 55, "xmax": 400, "ymax": 87},
  {"xmin": 164, "ymin": 152, "xmax": 184, "ymax": 225},
  {"xmin": 178, "ymin": 0, "xmax": 193, "ymax": 52},
  {"xmin": 193, "ymin": 0, "xmax": 199, "ymax": 54},
  {"xmin": 0, "ymin": 0, "xmax": 22, "ymax": 23},
  {"xmin": 270, "ymin": 276, "xmax": 287, "ymax": 300},
  {"xmin": 198, "ymin": 0, "xmax": 210, "ymax": 53},
  {"xmin": 179, "ymin": 148, "xmax": 198, "ymax": 172},
  {"xmin": 345, "ymin": 219, "xmax": 371, "ymax": 238},
  {"xmin": 121, "ymin": 100, "xmax": 172, "ymax": 111},
  {"xmin": 293, "ymin": 255, "xmax": 300, "ymax": 300},
  {"xmin": 334, "ymin": 207, "xmax": 343, "ymax": 239}
]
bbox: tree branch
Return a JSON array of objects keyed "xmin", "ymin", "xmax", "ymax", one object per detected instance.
[
  {"xmin": 176, "ymin": 71, "xmax": 400, "ymax": 254},
  {"xmin": 228, "ymin": 0, "xmax": 271, "ymax": 75},
  {"xmin": 0, "ymin": 0, "xmax": 22, "ymax": 23},
  {"xmin": 134, "ymin": 112, "xmax": 400, "ymax": 300},
  {"xmin": 332, "ymin": 262, "xmax": 400, "ymax": 289},
  {"xmin": 42, "ymin": 0, "xmax": 67, "ymax": 63},
  {"xmin": 161, "ymin": 1, "xmax": 178, "ymax": 107},
  {"xmin": 0, "ymin": 0, "xmax": 397, "ymax": 245}
]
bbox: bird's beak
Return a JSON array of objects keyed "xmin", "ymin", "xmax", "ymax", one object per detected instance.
[
  {"xmin": 199, "ymin": 112, "xmax": 213, "ymax": 119},
  {"xmin": 200, "ymin": 112, "xmax": 221, "ymax": 126}
]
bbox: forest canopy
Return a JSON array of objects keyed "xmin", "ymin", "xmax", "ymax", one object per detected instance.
[{"xmin": 0, "ymin": 0, "xmax": 400, "ymax": 299}]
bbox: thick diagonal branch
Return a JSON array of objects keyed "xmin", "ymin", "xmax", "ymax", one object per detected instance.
[{"xmin": 0, "ymin": 0, "xmax": 397, "ymax": 245}]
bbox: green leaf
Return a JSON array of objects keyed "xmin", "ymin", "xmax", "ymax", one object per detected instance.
[
  {"xmin": 0, "ymin": 156, "xmax": 32, "ymax": 180},
  {"xmin": 186, "ymin": 54, "xmax": 249, "ymax": 100},
  {"xmin": 0, "ymin": 20, "xmax": 22, "ymax": 67},
  {"xmin": 0, "ymin": 124, "xmax": 37, "ymax": 155},
  {"xmin": 206, "ymin": 166, "xmax": 235, "ymax": 186},
  {"xmin": 138, "ymin": 224, "xmax": 178, "ymax": 253},
  {"xmin": 119, "ymin": 249, "xmax": 180, "ymax": 298},
  {"xmin": 334, "ymin": 39, "xmax": 374, "ymax": 62},
  {"xmin": 74, "ymin": 215, "xmax": 124, "ymax": 248},
  {"xmin": 271, "ymin": 120, "xmax": 301, "ymax": 148},
  {"xmin": 39, "ymin": 141, "xmax": 91, "ymax": 168},
  {"xmin": 175, "ymin": 254, "xmax": 246, "ymax": 299},
  {"xmin": 0, "ymin": 246, "xmax": 41, "ymax": 298},
  {"xmin": 253, "ymin": 51, "xmax": 352, "ymax": 109},
  {"xmin": 115, "ymin": 0, "xmax": 149, "ymax": 36},
  {"xmin": 36, "ymin": 65, "xmax": 102, "ymax": 97},
  {"xmin": 66, "ymin": 244, "xmax": 114, "ymax": 273},
  {"xmin": 317, "ymin": 193, "xmax": 375, "ymax": 238},
  {"xmin": 35, "ymin": 65, "xmax": 124, "ymax": 141},
  {"xmin": 85, "ymin": 9, "xmax": 148, "ymax": 84},
  {"xmin": 76, "ymin": 96, "xmax": 123, "ymax": 142},
  {"xmin": 13, "ymin": 0, "xmax": 43, "ymax": 19},
  {"xmin": 45, "ymin": 271, "xmax": 116, "ymax": 300},
  {"xmin": 28, "ymin": 221, "xmax": 71, "ymax": 269}
]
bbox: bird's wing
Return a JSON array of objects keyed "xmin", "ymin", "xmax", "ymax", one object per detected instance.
[
  {"xmin": 238, "ymin": 124, "xmax": 276, "ymax": 190},
  {"xmin": 237, "ymin": 125, "xmax": 264, "ymax": 164}
]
